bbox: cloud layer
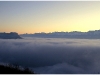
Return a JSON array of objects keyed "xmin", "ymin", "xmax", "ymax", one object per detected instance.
[{"xmin": 0, "ymin": 37, "xmax": 100, "ymax": 74}]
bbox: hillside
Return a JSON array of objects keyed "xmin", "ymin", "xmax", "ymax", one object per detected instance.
[
  {"xmin": 0, "ymin": 64, "xmax": 34, "ymax": 74},
  {"xmin": 0, "ymin": 32, "xmax": 22, "ymax": 39}
]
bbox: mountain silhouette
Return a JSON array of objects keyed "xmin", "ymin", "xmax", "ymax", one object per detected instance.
[
  {"xmin": 0, "ymin": 32, "xmax": 22, "ymax": 39},
  {"xmin": 21, "ymin": 30, "xmax": 100, "ymax": 39}
]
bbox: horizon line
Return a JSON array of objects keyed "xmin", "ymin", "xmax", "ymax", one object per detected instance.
[{"xmin": 1, "ymin": 29, "xmax": 100, "ymax": 35}]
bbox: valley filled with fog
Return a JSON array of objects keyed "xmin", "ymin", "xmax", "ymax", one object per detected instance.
[{"xmin": 0, "ymin": 37, "xmax": 100, "ymax": 74}]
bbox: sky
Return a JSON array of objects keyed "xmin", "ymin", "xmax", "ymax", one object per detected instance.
[{"xmin": 0, "ymin": 1, "xmax": 100, "ymax": 34}]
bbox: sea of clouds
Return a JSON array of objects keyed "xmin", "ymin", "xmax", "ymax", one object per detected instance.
[{"xmin": 0, "ymin": 37, "xmax": 100, "ymax": 74}]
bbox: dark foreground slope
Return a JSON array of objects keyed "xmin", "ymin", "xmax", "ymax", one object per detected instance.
[
  {"xmin": 0, "ymin": 32, "xmax": 22, "ymax": 39},
  {"xmin": 0, "ymin": 64, "xmax": 34, "ymax": 74}
]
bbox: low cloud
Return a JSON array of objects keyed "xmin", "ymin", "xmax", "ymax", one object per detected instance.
[{"xmin": 0, "ymin": 37, "xmax": 100, "ymax": 74}]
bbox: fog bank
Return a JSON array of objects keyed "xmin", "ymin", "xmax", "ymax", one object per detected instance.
[{"xmin": 0, "ymin": 37, "xmax": 100, "ymax": 74}]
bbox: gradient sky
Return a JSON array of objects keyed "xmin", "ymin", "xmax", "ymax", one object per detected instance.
[{"xmin": 0, "ymin": 1, "xmax": 100, "ymax": 34}]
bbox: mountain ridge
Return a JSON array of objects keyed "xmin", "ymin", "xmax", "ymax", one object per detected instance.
[
  {"xmin": 21, "ymin": 29, "xmax": 100, "ymax": 39},
  {"xmin": 0, "ymin": 32, "xmax": 22, "ymax": 39}
]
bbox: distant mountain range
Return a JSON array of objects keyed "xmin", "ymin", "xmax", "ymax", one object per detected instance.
[
  {"xmin": 21, "ymin": 30, "xmax": 100, "ymax": 39},
  {"xmin": 0, "ymin": 32, "xmax": 22, "ymax": 39}
]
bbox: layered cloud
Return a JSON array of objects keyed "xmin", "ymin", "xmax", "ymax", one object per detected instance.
[{"xmin": 0, "ymin": 37, "xmax": 100, "ymax": 74}]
